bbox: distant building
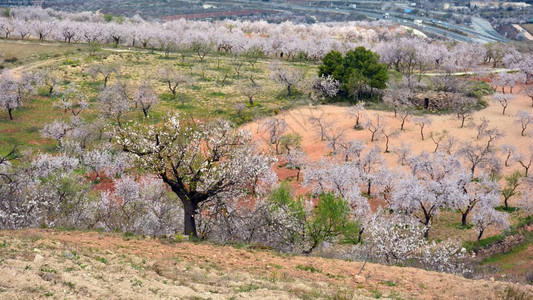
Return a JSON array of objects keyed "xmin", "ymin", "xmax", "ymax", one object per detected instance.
[
  {"xmin": 0, "ymin": 0, "xmax": 44, "ymax": 6},
  {"xmin": 469, "ymin": 1, "xmax": 531, "ymax": 9}
]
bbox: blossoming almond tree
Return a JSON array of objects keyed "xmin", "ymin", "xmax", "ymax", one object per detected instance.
[
  {"xmin": 0, "ymin": 71, "xmax": 39, "ymax": 120},
  {"xmin": 472, "ymin": 202, "xmax": 509, "ymax": 241},
  {"xmin": 392, "ymin": 152, "xmax": 463, "ymax": 237},
  {"xmin": 116, "ymin": 114, "xmax": 276, "ymax": 238}
]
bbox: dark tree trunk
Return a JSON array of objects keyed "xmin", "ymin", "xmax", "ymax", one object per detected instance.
[
  {"xmin": 505, "ymin": 153, "xmax": 511, "ymax": 167},
  {"xmin": 8, "ymin": 108, "xmax": 13, "ymax": 120},
  {"xmin": 401, "ymin": 116, "xmax": 407, "ymax": 130},
  {"xmin": 169, "ymin": 83, "xmax": 177, "ymax": 98},
  {"xmin": 357, "ymin": 227, "xmax": 364, "ymax": 243},
  {"xmin": 461, "ymin": 211, "xmax": 468, "ymax": 227},
  {"xmin": 422, "ymin": 209, "xmax": 431, "ymax": 239},
  {"xmin": 183, "ymin": 201, "xmax": 198, "ymax": 238},
  {"xmin": 477, "ymin": 228, "xmax": 484, "ymax": 241}
]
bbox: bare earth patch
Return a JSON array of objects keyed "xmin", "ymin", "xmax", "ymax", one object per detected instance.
[
  {"xmin": 0, "ymin": 229, "xmax": 531, "ymax": 299},
  {"xmin": 247, "ymin": 85, "xmax": 533, "ymax": 176}
]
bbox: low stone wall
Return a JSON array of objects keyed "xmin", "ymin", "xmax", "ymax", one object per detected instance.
[
  {"xmin": 413, "ymin": 92, "xmax": 455, "ymax": 110},
  {"xmin": 476, "ymin": 234, "xmax": 525, "ymax": 257}
]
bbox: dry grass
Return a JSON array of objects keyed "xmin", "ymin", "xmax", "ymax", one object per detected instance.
[
  {"xmin": 521, "ymin": 24, "xmax": 533, "ymax": 35},
  {"xmin": 1, "ymin": 229, "xmax": 531, "ymax": 299},
  {"xmin": 0, "ymin": 39, "xmax": 88, "ymax": 68}
]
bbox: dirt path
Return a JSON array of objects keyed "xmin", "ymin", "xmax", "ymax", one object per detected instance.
[
  {"xmin": 0, "ymin": 229, "xmax": 531, "ymax": 299},
  {"xmin": 512, "ymin": 24, "xmax": 533, "ymax": 41},
  {"xmin": 9, "ymin": 57, "xmax": 65, "ymax": 77},
  {"xmin": 7, "ymin": 46, "xmax": 141, "ymax": 77}
]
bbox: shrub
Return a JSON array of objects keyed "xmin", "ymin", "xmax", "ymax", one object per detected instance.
[
  {"xmin": 319, "ymin": 47, "xmax": 389, "ymax": 101},
  {"xmin": 306, "ymin": 192, "xmax": 361, "ymax": 252},
  {"xmin": 525, "ymin": 271, "xmax": 533, "ymax": 285},
  {"xmin": 499, "ymin": 286, "xmax": 533, "ymax": 300},
  {"xmin": 4, "ymin": 56, "xmax": 18, "ymax": 63}
]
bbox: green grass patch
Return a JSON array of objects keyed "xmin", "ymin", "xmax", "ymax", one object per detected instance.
[
  {"xmin": 465, "ymin": 80, "xmax": 493, "ymax": 100},
  {"xmin": 94, "ymin": 256, "xmax": 108, "ymax": 264},
  {"xmin": 482, "ymin": 230, "xmax": 533, "ymax": 266},
  {"xmin": 62, "ymin": 59, "xmax": 79, "ymax": 67},
  {"xmin": 464, "ymin": 233, "xmax": 506, "ymax": 253},
  {"xmin": 39, "ymin": 265, "xmax": 58, "ymax": 273},
  {"xmin": 157, "ymin": 55, "xmax": 178, "ymax": 60},
  {"xmin": 448, "ymin": 222, "xmax": 473, "ymax": 230},
  {"xmin": 463, "ymin": 215, "xmax": 533, "ymax": 253},
  {"xmin": 159, "ymin": 92, "xmax": 177, "ymax": 102},
  {"xmin": 495, "ymin": 206, "xmax": 519, "ymax": 213},
  {"xmin": 296, "ymin": 264, "xmax": 321, "ymax": 273},
  {"xmin": 380, "ymin": 280, "xmax": 397, "ymax": 287},
  {"xmin": 267, "ymin": 263, "xmax": 283, "ymax": 269},
  {"xmin": 237, "ymin": 283, "xmax": 260, "ymax": 293},
  {"xmin": 208, "ymin": 91, "xmax": 226, "ymax": 97},
  {"xmin": 371, "ymin": 288, "xmax": 383, "ymax": 299},
  {"xmin": 63, "ymin": 281, "xmax": 76, "ymax": 289}
]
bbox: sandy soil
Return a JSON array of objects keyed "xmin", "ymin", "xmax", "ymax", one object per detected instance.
[
  {"xmin": 246, "ymin": 84, "xmax": 533, "ymax": 198},
  {"xmin": 1, "ymin": 229, "xmax": 531, "ymax": 300},
  {"xmin": 249, "ymin": 85, "xmax": 531, "ymax": 166}
]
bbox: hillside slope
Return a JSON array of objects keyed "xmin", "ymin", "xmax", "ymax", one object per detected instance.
[{"xmin": 0, "ymin": 229, "xmax": 531, "ymax": 299}]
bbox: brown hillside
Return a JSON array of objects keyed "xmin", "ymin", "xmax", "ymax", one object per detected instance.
[{"xmin": 0, "ymin": 229, "xmax": 531, "ymax": 299}]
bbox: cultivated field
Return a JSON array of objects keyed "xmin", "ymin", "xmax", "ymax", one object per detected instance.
[{"xmin": 0, "ymin": 39, "xmax": 315, "ymax": 154}]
